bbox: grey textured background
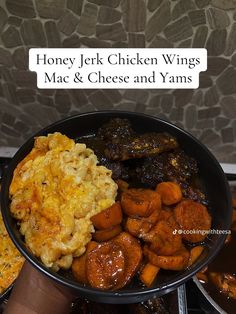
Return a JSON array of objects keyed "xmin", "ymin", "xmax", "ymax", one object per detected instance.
[{"xmin": 0, "ymin": 0, "xmax": 235, "ymax": 162}]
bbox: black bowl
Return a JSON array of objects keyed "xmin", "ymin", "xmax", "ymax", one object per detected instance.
[
  {"xmin": 0, "ymin": 284, "xmax": 12, "ymax": 305},
  {"xmin": 1, "ymin": 111, "xmax": 232, "ymax": 304}
]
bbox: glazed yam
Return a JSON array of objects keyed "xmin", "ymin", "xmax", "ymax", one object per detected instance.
[
  {"xmin": 113, "ymin": 232, "xmax": 142, "ymax": 289},
  {"xmin": 174, "ymin": 199, "xmax": 211, "ymax": 243},
  {"xmin": 87, "ymin": 242, "xmax": 125, "ymax": 290},
  {"xmin": 93, "ymin": 225, "xmax": 122, "ymax": 242},
  {"xmin": 72, "ymin": 241, "xmax": 98, "ymax": 284},
  {"xmin": 125, "ymin": 217, "xmax": 151, "ymax": 238},
  {"xmin": 140, "ymin": 263, "xmax": 160, "ymax": 287},
  {"xmin": 144, "ymin": 245, "xmax": 189, "ymax": 271},
  {"xmin": 91, "ymin": 202, "xmax": 122, "ymax": 230},
  {"xmin": 86, "ymin": 232, "xmax": 142, "ymax": 290},
  {"xmin": 188, "ymin": 246, "xmax": 204, "ymax": 267},
  {"xmin": 125, "ymin": 209, "xmax": 160, "ymax": 238},
  {"xmin": 145, "ymin": 220, "xmax": 182, "ymax": 256},
  {"xmin": 156, "ymin": 182, "xmax": 182, "ymax": 205},
  {"xmin": 121, "ymin": 189, "xmax": 161, "ymax": 217},
  {"xmin": 158, "ymin": 208, "xmax": 174, "ymax": 221}
]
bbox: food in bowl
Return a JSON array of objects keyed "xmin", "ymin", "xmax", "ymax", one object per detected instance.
[
  {"xmin": 196, "ymin": 195, "xmax": 236, "ymax": 313},
  {"xmin": 9, "ymin": 132, "xmax": 117, "ymax": 271},
  {"xmin": 0, "ymin": 211, "xmax": 24, "ymax": 294},
  {"xmin": 71, "ymin": 185, "xmax": 211, "ymax": 289},
  {"xmin": 9, "ymin": 118, "xmax": 212, "ymax": 290}
]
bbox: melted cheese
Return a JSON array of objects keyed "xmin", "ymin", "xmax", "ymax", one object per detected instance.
[
  {"xmin": 0, "ymin": 212, "xmax": 24, "ymax": 294},
  {"xmin": 10, "ymin": 132, "xmax": 117, "ymax": 270}
]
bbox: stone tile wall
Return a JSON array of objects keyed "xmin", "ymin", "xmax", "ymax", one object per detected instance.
[{"xmin": 0, "ymin": 0, "xmax": 235, "ymax": 162}]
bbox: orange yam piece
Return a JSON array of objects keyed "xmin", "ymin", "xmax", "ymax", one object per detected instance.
[
  {"xmin": 188, "ymin": 246, "xmax": 204, "ymax": 267},
  {"xmin": 156, "ymin": 182, "xmax": 182, "ymax": 205},
  {"xmin": 86, "ymin": 233, "xmax": 142, "ymax": 290},
  {"xmin": 87, "ymin": 242, "xmax": 125, "ymax": 290},
  {"xmin": 174, "ymin": 199, "xmax": 211, "ymax": 243},
  {"xmin": 158, "ymin": 208, "xmax": 173, "ymax": 221},
  {"xmin": 140, "ymin": 263, "xmax": 160, "ymax": 287},
  {"xmin": 72, "ymin": 241, "xmax": 98, "ymax": 284},
  {"xmin": 143, "ymin": 208, "xmax": 160, "ymax": 225},
  {"xmin": 125, "ymin": 217, "xmax": 146, "ymax": 238},
  {"xmin": 144, "ymin": 245, "xmax": 189, "ymax": 271},
  {"xmin": 91, "ymin": 202, "xmax": 122, "ymax": 230},
  {"xmin": 158, "ymin": 208, "xmax": 180, "ymax": 231},
  {"xmin": 146, "ymin": 220, "xmax": 182, "ymax": 256},
  {"xmin": 125, "ymin": 209, "xmax": 160, "ymax": 238},
  {"xmin": 93, "ymin": 225, "xmax": 122, "ymax": 242},
  {"xmin": 121, "ymin": 188, "xmax": 161, "ymax": 218},
  {"xmin": 113, "ymin": 232, "xmax": 142, "ymax": 288}
]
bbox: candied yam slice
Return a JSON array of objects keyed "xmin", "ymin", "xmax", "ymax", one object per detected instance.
[
  {"xmin": 93, "ymin": 225, "xmax": 122, "ymax": 242},
  {"xmin": 87, "ymin": 242, "xmax": 125, "ymax": 290},
  {"xmin": 121, "ymin": 188, "xmax": 161, "ymax": 217},
  {"xmin": 140, "ymin": 263, "xmax": 160, "ymax": 287},
  {"xmin": 125, "ymin": 209, "xmax": 159, "ymax": 238},
  {"xmin": 188, "ymin": 245, "xmax": 204, "ymax": 267},
  {"xmin": 144, "ymin": 245, "xmax": 189, "ymax": 271},
  {"xmin": 113, "ymin": 232, "xmax": 143, "ymax": 288},
  {"xmin": 158, "ymin": 208, "xmax": 173, "ymax": 221},
  {"xmin": 91, "ymin": 202, "xmax": 122, "ymax": 230},
  {"xmin": 156, "ymin": 182, "xmax": 182, "ymax": 205},
  {"xmin": 72, "ymin": 241, "xmax": 98, "ymax": 284},
  {"xmin": 174, "ymin": 199, "xmax": 211, "ymax": 243},
  {"xmin": 147, "ymin": 220, "xmax": 182, "ymax": 256}
]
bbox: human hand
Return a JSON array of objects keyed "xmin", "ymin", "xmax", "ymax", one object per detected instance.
[{"xmin": 4, "ymin": 261, "xmax": 75, "ymax": 314}]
